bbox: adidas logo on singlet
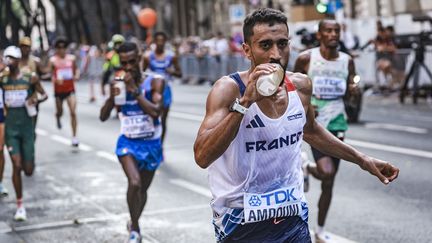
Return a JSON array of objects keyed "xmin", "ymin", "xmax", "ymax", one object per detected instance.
[{"xmin": 246, "ymin": 115, "xmax": 265, "ymax": 128}]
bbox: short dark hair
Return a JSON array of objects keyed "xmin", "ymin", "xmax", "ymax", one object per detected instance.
[
  {"xmin": 154, "ymin": 31, "xmax": 167, "ymax": 40},
  {"xmin": 54, "ymin": 36, "xmax": 68, "ymax": 48},
  {"xmin": 117, "ymin": 42, "xmax": 138, "ymax": 54},
  {"xmin": 243, "ymin": 8, "xmax": 287, "ymax": 43},
  {"xmin": 318, "ymin": 19, "xmax": 339, "ymax": 32}
]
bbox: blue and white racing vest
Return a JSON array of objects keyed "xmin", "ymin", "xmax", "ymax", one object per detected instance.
[
  {"xmin": 119, "ymin": 75, "xmax": 161, "ymax": 140},
  {"xmin": 208, "ymin": 73, "xmax": 308, "ymax": 241}
]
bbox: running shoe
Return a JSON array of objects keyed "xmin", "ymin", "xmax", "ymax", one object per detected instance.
[
  {"xmin": 72, "ymin": 137, "xmax": 79, "ymax": 147},
  {"xmin": 14, "ymin": 206, "xmax": 27, "ymax": 221},
  {"xmin": 315, "ymin": 232, "xmax": 334, "ymax": 243},
  {"xmin": 301, "ymin": 152, "xmax": 310, "ymax": 193},
  {"xmin": 127, "ymin": 231, "xmax": 141, "ymax": 243},
  {"xmin": 0, "ymin": 183, "xmax": 8, "ymax": 197}
]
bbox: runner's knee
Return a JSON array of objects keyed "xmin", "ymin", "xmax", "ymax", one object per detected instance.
[
  {"xmin": 23, "ymin": 164, "xmax": 34, "ymax": 176},
  {"xmin": 128, "ymin": 177, "xmax": 142, "ymax": 191}
]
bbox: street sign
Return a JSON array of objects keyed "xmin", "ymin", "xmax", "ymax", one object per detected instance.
[{"xmin": 229, "ymin": 4, "xmax": 246, "ymax": 23}]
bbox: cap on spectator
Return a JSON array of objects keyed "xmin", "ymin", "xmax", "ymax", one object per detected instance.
[
  {"xmin": 4, "ymin": 46, "xmax": 22, "ymax": 59},
  {"xmin": 19, "ymin": 37, "xmax": 31, "ymax": 46},
  {"xmin": 112, "ymin": 34, "xmax": 125, "ymax": 44}
]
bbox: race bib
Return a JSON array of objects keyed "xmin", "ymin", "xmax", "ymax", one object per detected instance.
[
  {"xmin": 5, "ymin": 90, "xmax": 27, "ymax": 108},
  {"xmin": 243, "ymin": 186, "xmax": 302, "ymax": 223},
  {"xmin": 120, "ymin": 114, "xmax": 155, "ymax": 139},
  {"xmin": 313, "ymin": 76, "xmax": 346, "ymax": 99},
  {"xmin": 56, "ymin": 67, "xmax": 74, "ymax": 80}
]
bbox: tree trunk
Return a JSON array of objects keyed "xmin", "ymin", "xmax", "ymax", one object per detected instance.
[
  {"xmin": 109, "ymin": 0, "xmax": 121, "ymax": 35},
  {"xmin": 73, "ymin": 0, "xmax": 93, "ymax": 44},
  {"xmin": 49, "ymin": 0, "xmax": 72, "ymax": 40},
  {"xmin": 96, "ymin": 0, "xmax": 108, "ymax": 42}
]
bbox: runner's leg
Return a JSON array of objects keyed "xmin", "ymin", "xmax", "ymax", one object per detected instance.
[
  {"xmin": 119, "ymin": 155, "xmax": 143, "ymax": 232},
  {"xmin": 55, "ymin": 97, "xmax": 63, "ymax": 129},
  {"xmin": 137, "ymin": 169, "xmax": 156, "ymax": 219},
  {"xmin": 161, "ymin": 106, "xmax": 169, "ymax": 145},
  {"xmin": 0, "ymin": 124, "xmax": 5, "ymax": 183},
  {"xmin": 66, "ymin": 94, "xmax": 78, "ymax": 137},
  {"xmin": 307, "ymin": 156, "xmax": 339, "ymax": 227},
  {"xmin": 10, "ymin": 154, "xmax": 23, "ymax": 200}
]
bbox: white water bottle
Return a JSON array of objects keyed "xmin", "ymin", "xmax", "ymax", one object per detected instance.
[
  {"xmin": 25, "ymin": 100, "xmax": 37, "ymax": 117},
  {"xmin": 114, "ymin": 77, "xmax": 126, "ymax": 105},
  {"xmin": 256, "ymin": 64, "xmax": 284, "ymax": 96}
]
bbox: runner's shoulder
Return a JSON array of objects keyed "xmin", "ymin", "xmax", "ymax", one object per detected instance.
[
  {"xmin": 286, "ymin": 71, "xmax": 312, "ymax": 94},
  {"xmin": 209, "ymin": 73, "xmax": 244, "ymax": 105}
]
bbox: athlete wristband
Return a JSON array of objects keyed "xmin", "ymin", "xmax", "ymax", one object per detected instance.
[{"xmin": 229, "ymin": 98, "xmax": 248, "ymax": 114}]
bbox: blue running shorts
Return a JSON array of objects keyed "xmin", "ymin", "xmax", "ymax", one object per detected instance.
[
  {"xmin": 116, "ymin": 135, "xmax": 163, "ymax": 171},
  {"xmin": 220, "ymin": 216, "xmax": 311, "ymax": 243},
  {"xmin": 0, "ymin": 108, "xmax": 4, "ymax": 123},
  {"xmin": 163, "ymin": 84, "xmax": 172, "ymax": 108}
]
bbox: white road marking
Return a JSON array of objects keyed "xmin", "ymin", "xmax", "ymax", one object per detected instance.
[
  {"xmin": 96, "ymin": 151, "xmax": 118, "ymax": 163},
  {"xmin": 50, "ymin": 134, "xmax": 93, "ymax": 151},
  {"xmin": 310, "ymin": 230, "xmax": 358, "ymax": 243},
  {"xmin": 365, "ymin": 123, "xmax": 428, "ymax": 134},
  {"xmin": 170, "ymin": 179, "xmax": 212, "ymax": 198},
  {"xmin": 346, "ymin": 139, "xmax": 432, "ymax": 159},
  {"xmin": 0, "ymin": 204, "xmax": 209, "ymax": 235},
  {"xmin": 35, "ymin": 128, "xmax": 48, "ymax": 136}
]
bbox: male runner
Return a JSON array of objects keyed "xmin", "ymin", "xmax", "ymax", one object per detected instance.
[
  {"xmin": 1, "ymin": 46, "xmax": 40, "ymax": 221},
  {"xmin": 142, "ymin": 31, "xmax": 182, "ymax": 146},
  {"xmin": 294, "ymin": 19, "xmax": 358, "ymax": 243},
  {"xmin": 0, "ymin": 56, "xmax": 7, "ymax": 197},
  {"xmin": 19, "ymin": 37, "xmax": 48, "ymax": 129},
  {"xmin": 193, "ymin": 8, "xmax": 399, "ymax": 242},
  {"xmin": 100, "ymin": 42, "xmax": 164, "ymax": 243},
  {"xmin": 48, "ymin": 37, "xmax": 80, "ymax": 146}
]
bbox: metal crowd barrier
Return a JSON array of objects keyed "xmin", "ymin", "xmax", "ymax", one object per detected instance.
[{"xmin": 179, "ymin": 54, "xmax": 250, "ymax": 84}]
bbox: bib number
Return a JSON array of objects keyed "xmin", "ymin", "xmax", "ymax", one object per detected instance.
[
  {"xmin": 243, "ymin": 186, "xmax": 302, "ymax": 223},
  {"xmin": 313, "ymin": 76, "xmax": 346, "ymax": 99},
  {"xmin": 5, "ymin": 90, "xmax": 27, "ymax": 108},
  {"xmin": 56, "ymin": 67, "xmax": 74, "ymax": 80},
  {"xmin": 120, "ymin": 114, "xmax": 155, "ymax": 139}
]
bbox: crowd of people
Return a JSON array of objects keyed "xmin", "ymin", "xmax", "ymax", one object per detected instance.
[{"xmin": 0, "ymin": 7, "xmax": 401, "ymax": 243}]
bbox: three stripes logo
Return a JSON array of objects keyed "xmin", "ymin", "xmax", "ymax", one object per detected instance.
[{"xmin": 246, "ymin": 115, "xmax": 265, "ymax": 128}]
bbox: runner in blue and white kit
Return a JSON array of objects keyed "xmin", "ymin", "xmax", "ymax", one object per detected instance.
[
  {"xmin": 193, "ymin": 8, "xmax": 399, "ymax": 242},
  {"xmin": 100, "ymin": 42, "xmax": 164, "ymax": 243},
  {"xmin": 142, "ymin": 31, "xmax": 182, "ymax": 148}
]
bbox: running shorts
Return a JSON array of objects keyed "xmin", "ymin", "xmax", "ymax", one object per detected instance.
[
  {"xmin": 55, "ymin": 91, "xmax": 75, "ymax": 101},
  {"xmin": 115, "ymin": 135, "xmax": 162, "ymax": 171},
  {"xmin": 311, "ymin": 130, "xmax": 345, "ymax": 165},
  {"xmin": 5, "ymin": 109, "xmax": 35, "ymax": 162},
  {"xmin": 163, "ymin": 84, "xmax": 172, "ymax": 108},
  {"xmin": 0, "ymin": 108, "xmax": 4, "ymax": 123},
  {"xmin": 221, "ymin": 216, "xmax": 311, "ymax": 243}
]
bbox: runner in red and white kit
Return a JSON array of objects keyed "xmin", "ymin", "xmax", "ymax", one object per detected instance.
[{"xmin": 48, "ymin": 37, "xmax": 80, "ymax": 146}]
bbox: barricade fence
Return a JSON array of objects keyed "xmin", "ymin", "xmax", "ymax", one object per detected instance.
[{"xmin": 179, "ymin": 49, "xmax": 432, "ymax": 90}]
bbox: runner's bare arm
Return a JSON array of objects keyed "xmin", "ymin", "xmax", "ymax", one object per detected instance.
[
  {"xmin": 194, "ymin": 64, "xmax": 278, "ymax": 168},
  {"xmin": 99, "ymin": 84, "xmax": 116, "ymax": 122},
  {"xmin": 135, "ymin": 77, "xmax": 164, "ymax": 119},
  {"xmin": 293, "ymin": 51, "xmax": 311, "ymax": 74},
  {"xmin": 169, "ymin": 55, "xmax": 182, "ymax": 78},
  {"xmin": 193, "ymin": 77, "xmax": 249, "ymax": 168},
  {"xmin": 141, "ymin": 55, "xmax": 150, "ymax": 72},
  {"xmin": 294, "ymin": 75, "xmax": 399, "ymax": 184}
]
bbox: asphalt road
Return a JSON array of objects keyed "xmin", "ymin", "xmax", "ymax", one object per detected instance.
[{"xmin": 0, "ymin": 81, "xmax": 431, "ymax": 243}]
